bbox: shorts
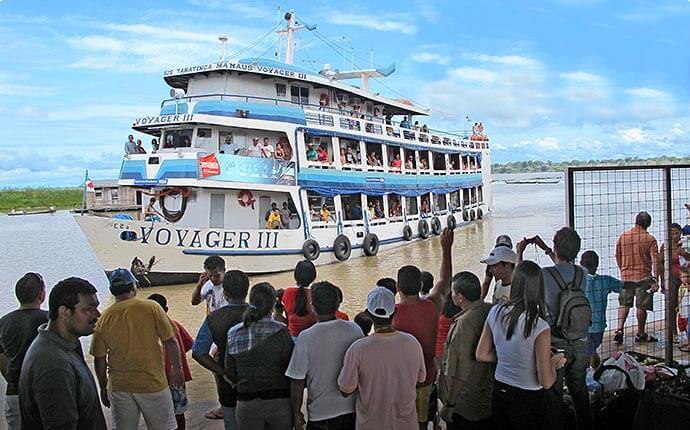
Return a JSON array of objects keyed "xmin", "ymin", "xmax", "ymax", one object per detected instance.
[
  {"xmin": 678, "ymin": 316, "xmax": 689, "ymax": 333},
  {"xmin": 586, "ymin": 332, "xmax": 604, "ymax": 357},
  {"xmin": 619, "ymin": 286, "xmax": 653, "ymax": 311},
  {"xmin": 415, "ymin": 383, "xmax": 433, "ymax": 423},
  {"xmin": 171, "ymin": 384, "xmax": 189, "ymax": 415},
  {"xmin": 109, "ymin": 388, "xmax": 176, "ymax": 430}
]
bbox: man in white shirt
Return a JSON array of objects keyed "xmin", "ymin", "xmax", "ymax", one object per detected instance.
[
  {"xmin": 261, "ymin": 137, "xmax": 275, "ymax": 158},
  {"xmin": 286, "ymin": 281, "xmax": 363, "ymax": 428},
  {"xmin": 480, "ymin": 246, "xmax": 517, "ymax": 304},
  {"xmin": 191, "ymin": 256, "xmax": 227, "ymax": 313},
  {"xmin": 246, "ymin": 138, "xmax": 263, "ymax": 157},
  {"xmin": 219, "ymin": 136, "xmax": 239, "ymax": 155}
]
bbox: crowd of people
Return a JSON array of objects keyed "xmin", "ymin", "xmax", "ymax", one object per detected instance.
[{"xmin": 2, "ymin": 209, "xmax": 690, "ymax": 429}]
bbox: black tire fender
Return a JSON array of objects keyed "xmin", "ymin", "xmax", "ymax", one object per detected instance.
[
  {"xmin": 362, "ymin": 233, "xmax": 380, "ymax": 256},
  {"xmin": 418, "ymin": 219, "xmax": 430, "ymax": 239},
  {"xmin": 477, "ymin": 208, "xmax": 484, "ymax": 219},
  {"xmin": 462, "ymin": 210, "xmax": 469, "ymax": 222},
  {"xmin": 447, "ymin": 214, "xmax": 457, "ymax": 230},
  {"xmin": 302, "ymin": 239, "xmax": 320, "ymax": 261},
  {"xmin": 333, "ymin": 235, "xmax": 352, "ymax": 261},
  {"xmin": 430, "ymin": 217, "xmax": 442, "ymax": 235},
  {"xmin": 470, "ymin": 209, "xmax": 476, "ymax": 221},
  {"xmin": 403, "ymin": 225, "xmax": 413, "ymax": 241}
]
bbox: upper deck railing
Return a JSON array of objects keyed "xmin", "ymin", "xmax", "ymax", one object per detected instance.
[{"xmin": 160, "ymin": 93, "xmax": 490, "ymax": 152}]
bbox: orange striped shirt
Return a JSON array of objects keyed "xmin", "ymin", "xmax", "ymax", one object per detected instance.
[{"xmin": 615, "ymin": 225, "xmax": 658, "ymax": 281}]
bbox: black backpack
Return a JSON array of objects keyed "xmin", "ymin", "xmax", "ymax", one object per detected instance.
[{"xmin": 547, "ymin": 266, "xmax": 591, "ymax": 340}]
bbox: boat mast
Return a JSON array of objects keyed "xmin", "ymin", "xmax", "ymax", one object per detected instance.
[{"xmin": 276, "ymin": 11, "xmax": 313, "ymax": 65}]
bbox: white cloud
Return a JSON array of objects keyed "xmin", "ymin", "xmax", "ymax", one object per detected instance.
[
  {"xmin": 516, "ymin": 137, "xmax": 561, "ymax": 151},
  {"xmin": 102, "ymin": 23, "xmax": 221, "ymax": 43},
  {"xmin": 559, "ymin": 71, "xmax": 610, "ymax": 104},
  {"xmin": 327, "ymin": 13, "xmax": 417, "ymax": 35},
  {"xmin": 472, "ymin": 54, "xmax": 540, "ymax": 69},
  {"xmin": 184, "ymin": 0, "xmax": 274, "ymax": 20},
  {"xmin": 448, "ymin": 67, "xmax": 498, "ymax": 83},
  {"xmin": 45, "ymin": 104, "xmax": 153, "ymax": 121},
  {"xmin": 624, "ymin": 87, "xmax": 675, "ymax": 121},
  {"xmin": 0, "ymin": 82, "xmax": 58, "ymax": 97},
  {"xmin": 618, "ymin": 127, "xmax": 647, "ymax": 143},
  {"xmin": 411, "ymin": 52, "xmax": 450, "ymax": 65}
]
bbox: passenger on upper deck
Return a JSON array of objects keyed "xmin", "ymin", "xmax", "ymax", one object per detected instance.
[
  {"xmin": 421, "ymin": 124, "xmax": 429, "ymax": 133},
  {"xmin": 367, "ymin": 152, "xmax": 382, "ymax": 167},
  {"xmin": 421, "ymin": 198, "xmax": 430, "ymax": 216},
  {"xmin": 124, "ymin": 135, "xmax": 137, "ymax": 154},
  {"xmin": 275, "ymin": 142, "xmax": 285, "ymax": 160},
  {"xmin": 390, "ymin": 154, "xmax": 402, "ymax": 169},
  {"xmin": 319, "ymin": 204, "xmax": 333, "ymax": 222},
  {"xmin": 306, "ymin": 144, "xmax": 318, "ymax": 162},
  {"xmin": 413, "ymin": 121, "xmax": 420, "ymax": 131},
  {"xmin": 339, "ymin": 149, "xmax": 347, "ymax": 165},
  {"xmin": 405, "ymin": 155, "xmax": 415, "ymax": 170},
  {"xmin": 247, "ymin": 137, "xmax": 262, "ymax": 157},
  {"xmin": 220, "ymin": 136, "xmax": 240, "ymax": 155},
  {"xmin": 261, "ymin": 137, "xmax": 274, "ymax": 158},
  {"xmin": 279, "ymin": 137, "xmax": 292, "ymax": 160},
  {"xmin": 373, "ymin": 108, "xmax": 382, "ymax": 121},
  {"xmin": 266, "ymin": 207, "xmax": 283, "ymax": 229},
  {"xmin": 420, "ymin": 158, "xmax": 429, "ymax": 170},
  {"xmin": 151, "ymin": 139, "xmax": 159, "ymax": 153},
  {"xmin": 400, "ymin": 118, "xmax": 411, "ymax": 129},
  {"xmin": 345, "ymin": 147, "xmax": 356, "ymax": 165},
  {"xmin": 316, "ymin": 143, "xmax": 329, "ymax": 163},
  {"xmin": 135, "ymin": 139, "xmax": 146, "ymax": 154},
  {"xmin": 374, "ymin": 201, "xmax": 384, "ymax": 219}
]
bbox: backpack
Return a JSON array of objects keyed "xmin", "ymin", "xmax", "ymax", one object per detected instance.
[{"xmin": 547, "ymin": 266, "xmax": 591, "ymax": 340}]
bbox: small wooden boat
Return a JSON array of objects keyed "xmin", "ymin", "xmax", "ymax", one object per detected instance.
[
  {"xmin": 504, "ymin": 179, "xmax": 560, "ymax": 185},
  {"xmin": 7, "ymin": 207, "xmax": 57, "ymax": 216}
]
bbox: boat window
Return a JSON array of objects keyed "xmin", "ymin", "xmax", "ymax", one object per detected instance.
[
  {"xmin": 387, "ymin": 194, "xmax": 402, "ymax": 218},
  {"xmin": 260, "ymin": 193, "xmax": 300, "ymax": 230},
  {"xmin": 462, "ymin": 189, "xmax": 471, "ymax": 206},
  {"xmin": 111, "ymin": 189, "xmax": 119, "ymax": 203},
  {"xmin": 306, "ymin": 136, "xmax": 333, "ymax": 165},
  {"xmin": 405, "ymin": 196, "xmax": 419, "ymax": 216},
  {"xmin": 290, "ymin": 85, "xmax": 309, "ymax": 105},
  {"xmin": 478, "ymin": 186, "xmax": 484, "ymax": 203},
  {"xmin": 388, "ymin": 146, "xmax": 402, "ymax": 172},
  {"xmin": 449, "ymin": 191, "xmax": 461, "ymax": 210},
  {"xmin": 365, "ymin": 143, "xmax": 383, "ymax": 170},
  {"xmin": 366, "ymin": 196, "xmax": 385, "ymax": 220},
  {"xmin": 307, "ymin": 192, "xmax": 335, "ymax": 223},
  {"xmin": 340, "ymin": 139, "xmax": 361, "ymax": 168},
  {"xmin": 276, "ymin": 83, "xmax": 287, "ymax": 97},
  {"xmin": 419, "ymin": 150, "xmax": 430, "ymax": 171},
  {"xmin": 420, "ymin": 193, "xmax": 431, "ymax": 216},
  {"xmin": 469, "ymin": 156, "xmax": 477, "ymax": 170},
  {"xmin": 433, "ymin": 193, "xmax": 447, "ymax": 213},
  {"xmin": 433, "ymin": 153, "xmax": 446, "ymax": 171},
  {"xmin": 404, "ymin": 149, "xmax": 416, "ymax": 171},
  {"xmin": 462, "ymin": 156, "xmax": 469, "ymax": 171},
  {"xmin": 196, "ymin": 128, "xmax": 213, "ymax": 149},
  {"xmin": 341, "ymin": 194, "xmax": 364, "ymax": 221},
  {"xmin": 449, "ymin": 154, "xmax": 461, "ymax": 171},
  {"xmin": 470, "ymin": 188, "xmax": 477, "ymax": 204},
  {"xmin": 163, "ymin": 129, "xmax": 193, "ymax": 148}
]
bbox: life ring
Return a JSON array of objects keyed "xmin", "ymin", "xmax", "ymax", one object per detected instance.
[
  {"xmin": 333, "ymin": 235, "xmax": 351, "ymax": 261},
  {"xmin": 418, "ymin": 219, "xmax": 430, "ymax": 239},
  {"xmin": 447, "ymin": 214, "xmax": 457, "ymax": 230},
  {"xmin": 477, "ymin": 208, "xmax": 484, "ymax": 219},
  {"xmin": 470, "ymin": 209, "xmax": 476, "ymax": 221},
  {"xmin": 462, "ymin": 210, "xmax": 469, "ymax": 222},
  {"xmin": 403, "ymin": 225, "xmax": 413, "ymax": 241},
  {"xmin": 302, "ymin": 239, "xmax": 320, "ymax": 261},
  {"xmin": 238, "ymin": 190, "xmax": 256, "ymax": 209},
  {"xmin": 159, "ymin": 187, "xmax": 189, "ymax": 223},
  {"xmin": 431, "ymin": 217, "xmax": 442, "ymax": 235},
  {"xmin": 362, "ymin": 233, "xmax": 380, "ymax": 256}
]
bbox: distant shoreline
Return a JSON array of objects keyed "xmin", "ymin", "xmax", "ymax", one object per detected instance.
[
  {"xmin": 492, "ymin": 155, "xmax": 690, "ymax": 173},
  {"xmin": 0, "ymin": 188, "xmax": 82, "ymax": 212}
]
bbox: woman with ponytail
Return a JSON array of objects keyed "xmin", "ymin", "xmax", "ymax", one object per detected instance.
[
  {"xmin": 281, "ymin": 260, "xmax": 317, "ymax": 338},
  {"xmin": 225, "ymin": 282, "xmax": 294, "ymax": 430},
  {"xmin": 476, "ymin": 261, "xmax": 566, "ymax": 429}
]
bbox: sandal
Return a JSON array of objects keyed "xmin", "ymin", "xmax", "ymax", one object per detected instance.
[
  {"xmin": 613, "ymin": 330, "xmax": 624, "ymax": 344},
  {"xmin": 635, "ymin": 333, "xmax": 658, "ymax": 343},
  {"xmin": 205, "ymin": 408, "xmax": 224, "ymax": 420},
  {"xmin": 679, "ymin": 344, "xmax": 690, "ymax": 352}
]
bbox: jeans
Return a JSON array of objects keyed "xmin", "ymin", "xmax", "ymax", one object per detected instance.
[
  {"xmin": 551, "ymin": 337, "xmax": 592, "ymax": 430},
  {"xmin": 307, "ymin": 413, "xmax": 356, "ymax": 430},
  {"xmin": 446, "ymin": 413, "xmax": 495, "ymax": 430},
  {"xmin": 222, "ymin": 406, "xmax": 237, "ymax": 430},
  {"xmin": 492, "ymin": 380, "xmax": 548, "ymax": 430},
  {"xmin": 4, "ymin": 395, "xmax": 21, "ymax": 430},
  {"xmin": 235, "ymin": 398, "xmax": 292, "ymax": 430}
]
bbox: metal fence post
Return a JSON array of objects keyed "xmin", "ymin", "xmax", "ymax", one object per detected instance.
[{"xmin": 663, "ymin": 166, "xmax": 673, "ymax": 365}]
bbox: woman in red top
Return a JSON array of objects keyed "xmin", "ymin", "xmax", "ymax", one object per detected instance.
[
  {"xmin": 435, "ymin": 292, "xmax": 462, "ymax": 358},
  {"xmin": 281, "ymin": 260, "xmax": 317, "ymax": 337}
]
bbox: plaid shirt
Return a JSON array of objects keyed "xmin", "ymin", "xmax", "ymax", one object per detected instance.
[{"xmin": 227, "ymin": 317, "xmax": 286, "ymax": 355}]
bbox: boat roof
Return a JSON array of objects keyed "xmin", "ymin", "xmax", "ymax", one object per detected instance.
[{"xmin": 163, "ymin": 57, "xmax": 430, "ymax": 117}]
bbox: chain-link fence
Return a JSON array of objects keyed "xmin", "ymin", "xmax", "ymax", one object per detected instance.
[{"xmin": 566, "ymin": 165, "xmax": 690, "ymax": 365}]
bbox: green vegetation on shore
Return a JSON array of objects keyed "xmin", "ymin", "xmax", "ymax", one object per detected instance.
[
  {"xmin": 492, "ymin": 155, "xmax": 690, "ymax": 174},
  {"xmin": 0, "ymin": 188, "xmax": 83, "ymax": 212}
]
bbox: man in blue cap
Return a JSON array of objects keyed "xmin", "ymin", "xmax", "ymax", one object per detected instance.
[{"xmin": 90, "ymin": 268, "xmax": 183, "ymax": 430}]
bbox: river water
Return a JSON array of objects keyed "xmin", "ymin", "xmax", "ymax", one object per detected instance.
[{"xmin": 0, "ymin": 173, "xmax": 566, "ymax": 413}]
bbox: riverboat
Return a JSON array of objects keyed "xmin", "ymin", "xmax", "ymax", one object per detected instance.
[{"xmin": 75, "ymin": 12, "xmax": 493, "ymax": 285}]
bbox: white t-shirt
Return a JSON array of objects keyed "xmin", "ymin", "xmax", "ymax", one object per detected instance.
[
  {"xmin": 261, "ymin": 144, "xmax": 275, "ymax": 158},
  {"xmin": 285, "ymin": 319, "xmax": 364, "ymax": 421},
  {"xmin": 487, "ymin": 305, "xmax": 549, "ymax": 390},
  {"xmin": 492, "ymin": 279, "xmax": 511, "ymax": 304},
  {"xmin": 200, "ymin": 280, "xmax": 228, "ymax": 313},
  {"xmin": 246, "ymin": 144, "xmax": 263, "ymax": 157},
  {"xmin": 220, "ymin": 141, "xmax": 238, "ymax": 155}
]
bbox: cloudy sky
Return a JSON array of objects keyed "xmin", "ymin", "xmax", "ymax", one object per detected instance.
[{"xmin": 1, "ymin": 0, "xmax": 688, "ymax": 187}]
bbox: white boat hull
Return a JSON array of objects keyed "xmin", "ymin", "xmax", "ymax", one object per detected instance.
[{"xmin": 75, "ymin": 207, "xmax": 486, "ymax": 285}]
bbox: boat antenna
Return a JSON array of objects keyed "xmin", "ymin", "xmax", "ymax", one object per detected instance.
[
  {"xmin": 275, "ymin": 11, "xmax": 314, "ymax": 64},
  {"xmin": 218, "ymin": 35, "xmax": 228, "ymax": 61},
  {"xmin": 275, "ymin": 5, "xmax": 282, "ymax": 60}
]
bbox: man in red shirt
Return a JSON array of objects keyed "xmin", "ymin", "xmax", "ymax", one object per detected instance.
[
  {"xmin": 393, "ymin": 228, "xmax": 454, "ymax": 430},
  {"xmin": 615, "ymin": 211, "xmax": 660, "ymax": 343}
]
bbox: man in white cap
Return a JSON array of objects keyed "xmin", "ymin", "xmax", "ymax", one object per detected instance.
[
  {"xmin": 479, "ymin": 246, "xmax": 517, "ymax": 303},
  {"xmin": 338, "ymin": 287, "xmax": 426, "ymax": 430}
]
